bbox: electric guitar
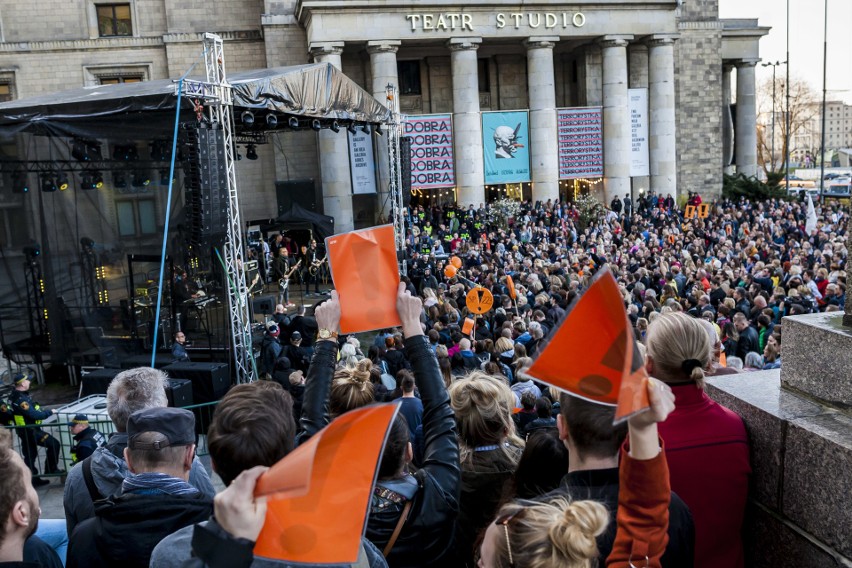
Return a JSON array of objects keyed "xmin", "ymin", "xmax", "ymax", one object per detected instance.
[{"xmin": 278, "ymin": 259, "xmax": 302, "ymax": 292}]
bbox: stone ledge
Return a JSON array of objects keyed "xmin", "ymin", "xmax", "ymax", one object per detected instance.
[
  {"xmin": 706, "ymin": 371, "xmax": 852, "ymax": 566},
  {"xmin": 0, "ymin": 36, "xmax": 164, "ymax": 53},
  {"xmin": 780, "ymin": 313, "xmax": 852, "ymax": 409}
]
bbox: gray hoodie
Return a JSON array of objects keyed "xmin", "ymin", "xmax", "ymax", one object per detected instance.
[{"xmin": 63, "ymin": 432, "xmax": 215, "ymax": 537}]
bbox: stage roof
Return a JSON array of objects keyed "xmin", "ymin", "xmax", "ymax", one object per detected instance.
[{"xmin": 0, "ymin": 63, "xmax": 392, "ymax": 140}]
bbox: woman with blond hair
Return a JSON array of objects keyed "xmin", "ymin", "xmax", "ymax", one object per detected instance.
[
  {"xmin": 449, "ymin": 372, "xmax": 524, "ymax": 566},
  {"xmin": 647, "ymin": 312, "xmax": 750, "ymax": 568}
]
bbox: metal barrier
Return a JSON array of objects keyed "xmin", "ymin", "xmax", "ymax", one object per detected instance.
[{"xmin": 2, "ymin": 400, "xmax": 220, "ymax": 480}]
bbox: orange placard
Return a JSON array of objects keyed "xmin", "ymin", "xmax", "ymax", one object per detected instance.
[
  {"xmin": 254, "ymin": 404, "xmax": 399, "ymax": 564},
  {"xmin": 326, "ymin": 225, "xmax": 402, "ymax": 334},
  {"xmin": 506, "ymin": 275, "xmax": 517, "ymax": 300},
  {"xmin": 444, "ymin": 265, "xmax": 457, "ymax": 279},
  {"xmin": 462, "ymin": 317, "xmax": 475, "ymax": 336},
  {"xmin": 697, "ymin": 203, "xmax": 710, "ymax": 218},
  {"xmin": 667, "ymin": 234, "xmax": 676, "ymax": 245},
  {"xmin": 525, "ymin": 268, "xmax": 650, "ymax": 423},
  {"xmin": 450, "ymin": 256, "xmax": 462, "ymax": 269},
  {"xmin": 466, "ymin": 287, "xmax": 494, "ymax": 314},
  {"xmin": 684, "ymin": 205, "xmax": 696, "ymax": 219}
]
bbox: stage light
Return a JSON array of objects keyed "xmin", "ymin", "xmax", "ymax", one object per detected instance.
[
  {"xmin": 311, "ymin": 119, "xmax": 322, "ymax": 131},
  {"xmin": 149, "ymin": 140, "xmax": 171, "ymax": 161},
  {"xmin": 347, "ymin": 122, "xmax": 358, "ymax": 135},
  {"xmin": 71, "ymin": 140, "xmax": 88, "ymax": 161},
  {"xmin": 241, "ymin": 111, "xmax": 255, "ymax": 126},
  {"xmin": 57, "ymin": 171, "xmax": 70, "ymax": 191},
  {"xmin": 132, "ymin": 171, "xmax": 151, "ymax": 187},
  {"xmin": 12, "ymin": 169, "xmax": 29, "ymax": 193},
  {"xmin": 41, "ymin": 174, "xmax": 58, "ymax": 193},
  {"xmin": 246, "ymin": 144, "xmax": 258, "ymax": 160},
  {"xmin": 80, "ymin": 173, "xmax": 96, "ymax": 190},
  {"xmin": 374, "ymin": 123, "xmax": 383, "ymax": 136},
  {"xmin": 288, "ymin": 117, "xmax": 300, "ymax": 129},
  {"xmin": 362, "ymin": 123, "xmax": 372, "ymax": 135},
  {"xmin": 113, "ymin": 172, "xmax": 127, "ymax": 188},
  {"xmin": 113, "ymin": 144, "xmax": 138, "ymax": 161},
  {"xmin": 331, "ymin": 120, "xmax": 340, "ymax": 133},
  {"xmin": 159, "ymin": 169, "xmax": 172, "ymax": 185},
  {"xmin": 266, "ymin": 114, "xmax": 278, "ymax": 128},
  {"xmin": 92, "ymin": 171, "xmax": 104, "ymax": 188},
  {"xmin": 23, "ymin": 245, "xmax": 40, "ymax": 259},
  {"xmin": 80, "ymin": 237, "xmax": 95, "ymax": 248}
]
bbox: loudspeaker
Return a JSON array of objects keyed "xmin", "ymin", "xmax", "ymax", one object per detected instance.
[
  {"xmin": 120, "ymin": 354, "xmax": 175, "ymax": 370},
  {"xmin": 80, "ymin": 368, "xmax": 122, "ymax": 397},
  {"xmin": 181, "ymin": 123, "xmax": 229, "ymax": 249},
  {"xmin": 400, "ymin": 136, "xmax": 412, "ymax": 207},
  {"xmin": 163, "ymin": 362, "xmax": 231, "ymax": 404},
  {"xmin": 165, "ymin": 378, "xmax": 194, "ymax": 408},
  {"xmin": 252, "ymin": 295, "xmax": 275, "ymax": 314},
  {"xmin": 276, "ymin": 179, "xmax": 318, "ymax": 215}
]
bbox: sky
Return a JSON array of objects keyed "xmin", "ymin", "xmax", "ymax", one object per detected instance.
[{"xmin": 719, "ymin": 0, "xmax": 852, "ymax": 104}]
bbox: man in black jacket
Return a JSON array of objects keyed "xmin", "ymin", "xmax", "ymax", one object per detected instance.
[
  {"xmin": 733, "ymin": 312, "xmax": 760, "ymax": 360},
  {"xmin": 545, "ymin": 393, "xmax": 695, "ymax": 568},
  {"xmin": 66, "ymin": 407, "xmax": 212, "ymax": 568}
]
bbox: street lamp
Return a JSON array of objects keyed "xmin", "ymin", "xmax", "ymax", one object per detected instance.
[{"xmin": 761, "ymin": 61, "xmax": 786, "ymax": 172}]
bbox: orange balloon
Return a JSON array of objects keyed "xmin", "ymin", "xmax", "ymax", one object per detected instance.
[
  {"xmin": 444, "ymin": 265, "xmax": 457, "ymax": 279},
  {"xmin": 450, "ymin": 256, "xmax": 462, "ymax": 269}
]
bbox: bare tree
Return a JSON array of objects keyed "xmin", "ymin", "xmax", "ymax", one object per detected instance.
[{"xmin": 757, "ymin": 76, "xmax": 819, "ymax": 177}]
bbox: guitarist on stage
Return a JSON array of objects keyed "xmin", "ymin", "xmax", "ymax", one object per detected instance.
[{"xmin": 273, "ymin": 247, "xmax": 299, "ymax": 307}]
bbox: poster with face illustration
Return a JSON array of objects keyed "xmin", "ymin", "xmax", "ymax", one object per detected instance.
[{"xmin": 482, "ymin": 110, "xmax": 531, "ymax": 184}]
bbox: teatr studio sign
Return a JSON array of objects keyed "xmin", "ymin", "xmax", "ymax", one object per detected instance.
[{"xmin": 405, "ymin": 12, "xmax": 587, "ymax": 32}]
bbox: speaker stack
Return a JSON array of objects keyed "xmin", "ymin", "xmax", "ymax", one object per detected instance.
[
  {"xmin": 163, "ymin": 362, "xmax": 231, "ymax": 434},
  {"xmin": 181, "ymin": 123, "xmax": 229, "ymax": 251},
  {"xmin": 400, "ymin": 136, "xmax": 412, "ymax": 207}
]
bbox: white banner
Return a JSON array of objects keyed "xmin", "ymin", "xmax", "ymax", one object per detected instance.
[
  {"xmin": 629, "ymin": 88, "xmax": 650, "ymax": 177},
  {"xmin": 348, "ymin": 130, "xmax": 377, "ymax": 194}
]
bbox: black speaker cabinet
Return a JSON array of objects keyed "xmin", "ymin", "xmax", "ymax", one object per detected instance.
[
  {"xmin": 80, "ymin": 368, "xmax": 123, "ymax": 397},
  {"xmin": 163, "ymin": 362, "xmax": 231, "ymax": 403},
  {"xmin": 165, "ymin": 378, "xmax": 194, "ymax": 408},
  {"xmin": 252, "ymin": 295, "xmax": 275, "ymax": 314},
  {"xmin": 120, "ymin": 354, "xmax": 175, "ymax": 370}
]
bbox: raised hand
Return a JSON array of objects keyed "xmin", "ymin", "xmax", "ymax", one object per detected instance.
[
  {"xmin": 214, "ymin": 465, "xmax": 269, "ymax": 542},
  {"xmin": 396, "ymin": 282, "xmax": 424, "ymax": 338},
  {"xmin": 314, "ymin": 290, "xmax": 341, "ymax": 334}
]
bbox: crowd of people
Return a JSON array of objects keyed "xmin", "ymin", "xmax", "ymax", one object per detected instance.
[{"xmin": 0, "ymin": 190, "xmax": 848, "ymax": 568}]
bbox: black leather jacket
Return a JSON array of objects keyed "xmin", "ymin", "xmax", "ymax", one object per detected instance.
[{"xmin": 298, "ymin": 336, "xmax": 460, "ymax": 568}]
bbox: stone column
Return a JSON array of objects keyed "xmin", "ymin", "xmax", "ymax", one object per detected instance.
[
  {"xmin": 449, "ymin": 37, "xmax": 484, "ymax": 206},
  {"xmin": 367, "ymin": 40, "xmax": 400, "ymax": 218},
  {"xmin": 722, "ymin": 64, "xmax": 735, "ymax": 172},
  {"xmin": 525, "ymin": 37, "xmax": 560, "ymax": 203},
  {"xmin": 647, "ymin": 35, "xmax": 677, "ymax": 197},
  {"xmin": 599, "ymin": 35, "xmax": 633, "ymax": 202},
  {"xmin": 310, "ymin": 42, "xmax": 354, "ymax": 232},
  {"xmin": 735, "ymin": 59, "xmax": 759, "ymax": 178},
  {"xmin": 628, "ymin": 44, "xmax": 648, "ymax": 89}
]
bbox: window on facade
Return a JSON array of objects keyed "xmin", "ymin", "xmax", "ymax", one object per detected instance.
[
  {"xmin": 116, "ymin": 198, "xmax": 156, "ymax": 237},
  {"xmin": 478, "ymin": 59, "xmax": 490, "ymax": 93},
  {"xmin": 0, "ymin": 83, "xmax": 12, "ymax": 103},
  {"xmin": 99, "ymin": 75, "xmax": 143, "ymax": 85},
  {"xmin": 97, "ymin": 4, "xmax": 132, "ymax": 37},
  {"xmin": 397, "ymin": 61, "xmax": 421, "ymax": 96}
]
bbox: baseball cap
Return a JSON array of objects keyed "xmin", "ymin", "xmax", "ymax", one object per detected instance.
[
  {"xmin": 13, "ymin": 371, "xmax": 30, "ymax": 385},
  {"xmin": 127, "ymin": 407, "xmax": 195, "ymax": 450},
  {"xmin": 268, "ymin": 324, "xmax": 280, "ymax": 336},
  {"xmin": 291, "ymin": 331, "xmax": 302, "ymax": 340}
]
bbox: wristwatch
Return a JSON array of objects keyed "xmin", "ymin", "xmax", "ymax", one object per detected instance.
[{"xmin": 318, "ymin": 328, "xmax": 338, "ymax": 341}]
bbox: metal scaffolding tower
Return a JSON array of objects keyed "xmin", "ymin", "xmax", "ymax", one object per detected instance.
[
  {"xmin": 180, "ymin": 33, "xmax": 255, "ymax": 383},
  {"xmin": 385, "ymin": 84, "xmax": 407, "ymax": 276}
]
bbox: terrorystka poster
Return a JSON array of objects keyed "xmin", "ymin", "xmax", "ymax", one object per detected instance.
[
  {"xmin": 403, "ymin": 114, "xmax": 455, "ymax": 188},
  {"xmin": 481, "ymin": 111, "xmax": 531, "ymax": 184},
  {"xmin": 557, "ymin": 107, "xmax": 604, "ymax": 179}
]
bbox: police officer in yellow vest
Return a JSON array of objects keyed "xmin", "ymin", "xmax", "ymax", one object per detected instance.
[
  {"xmin": 9, "ymin": 371, "xmax": 62, "ymax": 485},
  {"xmin": 69, "ymin": 413, "xmax": 106, "ymax": 464}
]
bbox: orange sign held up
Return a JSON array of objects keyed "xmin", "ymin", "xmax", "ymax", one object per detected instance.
[
  {"xmin": 525, "ymin": 268, "xmax": 650, "ymax": 423},
  {"xmin": 326, "ymin": 225, "xmax": 401, "ymax": 334},
  {"xmin": 254, "ymin": 404, "xmax": 399, "ymax": 564},
  {"xmin": 684, "ymin": 205, "xmax": 696, "ymax": 219},
  {"xmin": 506, "ymin": 275, "xmax": 517, "ymax": 300},
  {"xmin": 697, "ymin": 203, "xmax": 710, "ymax": 218},
  {"xmin": 466, "ymin": 287, "xmax": 494, "ymax": 314},
  {"xmin": 450, "ymin": 256, "xmax": 463, "ymax": 269},
  {"xmin": 667, "ymin": 234, "xmax": 676, "ymax": 245},
  {"xmin": 462, "ymin": 317, "xmax": 475, "ymax": 336},
  {"xmin": 444, "ymin": 265, "xmax": 457, "ymax": 279}
]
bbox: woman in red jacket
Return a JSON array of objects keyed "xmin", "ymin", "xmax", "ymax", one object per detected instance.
[
  {"xmin": 476, "ymin": 378, "xmax": 676, "ymax": 568},
  {"xmin": 647, "ymin": 312, "xmax": 751, "ymax": 568}
]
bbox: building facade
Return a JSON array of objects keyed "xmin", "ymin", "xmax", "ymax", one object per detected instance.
[{"xmin": 0, "ymin": 0, "xmax": 766, "ymax": 235}]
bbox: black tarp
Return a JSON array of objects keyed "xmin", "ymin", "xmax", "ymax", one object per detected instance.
[
  {"xmin": 275, "ymin": 203, "xmax": 335, "ymax": 241},
  {"xmin": 0, "ymin": 63, "xmax": 391, "ymax": 140}
]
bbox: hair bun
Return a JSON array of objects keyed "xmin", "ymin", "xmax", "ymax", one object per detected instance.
[{"xmin": 548, "ymin": 500, "xmax": 608, "ymax": 562}]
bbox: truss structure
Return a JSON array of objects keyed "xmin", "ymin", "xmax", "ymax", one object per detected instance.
[
  {"xmin": 179, "ymin": 33, "xmax": 254, "ymax": 383},
  {"xmin": 385, "ymin": 84, "xmax": 407, "ymax": 276}
]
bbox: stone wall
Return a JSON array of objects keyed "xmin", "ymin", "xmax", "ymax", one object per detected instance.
[{"xmin": 675, "ymin": 22, "xmax": 723, "ymax": 197}]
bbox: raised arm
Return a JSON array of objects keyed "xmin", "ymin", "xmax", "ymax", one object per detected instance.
[
  {"xmin": 296, "ymin": 293, "xmax": 341, "ymax": 445},
  {"xmin": 607, "ymin": 378, "xmax": 675, "ymax": 568},
  {"xmin": 397, "ymin": 283, "xmax": 460, "ymax": 504}
]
